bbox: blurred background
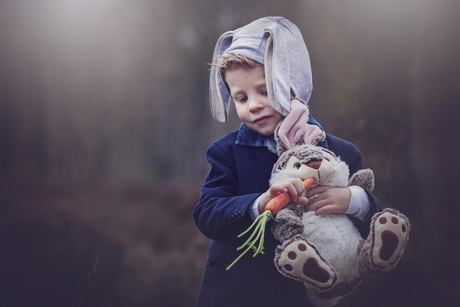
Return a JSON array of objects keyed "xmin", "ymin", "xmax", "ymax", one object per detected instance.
[{"xmin": 1, "ymin": 0, "xmax": 459, "ymax": 306}]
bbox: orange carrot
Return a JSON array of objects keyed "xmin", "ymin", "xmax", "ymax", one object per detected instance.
[
  {"xmin": 226, "ymin": 177, "xmax": 315, "ymax": 270},
  {"xmin": 265, "ymin": 177, "xmax": 315, "ymax": 215}
]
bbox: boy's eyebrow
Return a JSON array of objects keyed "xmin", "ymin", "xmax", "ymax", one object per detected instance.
[
  {"xmin": 230, "ymin": 81, "xmax": 267, "ymax": 95},
  {"xmin": 230, "ymin": 89, "xmax": 245, "ymax": 98}
]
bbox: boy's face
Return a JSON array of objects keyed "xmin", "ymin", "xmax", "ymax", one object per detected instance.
[{"xmin": 225, "ymin": 65, "xmax": 284, "ymax": 136}]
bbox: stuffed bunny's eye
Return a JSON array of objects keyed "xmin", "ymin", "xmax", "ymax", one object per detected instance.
[{"xmin": 286, "ymin": 156, "xmax": 301, "ymax": 171}]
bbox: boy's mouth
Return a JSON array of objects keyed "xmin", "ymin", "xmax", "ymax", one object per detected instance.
[{"xmin": 254, "ymin": 116, "xmax": 271, "ymax": 124}]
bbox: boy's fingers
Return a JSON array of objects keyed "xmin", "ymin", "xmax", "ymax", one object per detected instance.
[
  {"xmin": 305, "ymin": 199, "xmax": 330, "ymax": 212},
  {"xmin": 294, "ymin": 179, "xmax": 305, "ymax": 193},
  {"xmin": 287, "ymin": 183, "xmax": 299, "ymax": 202},
  {"xmin": 294, "ymin": 196, "xmax": 309, "ymax": 206},
  {"xmin": 306, "ymin": 202, "xmax": 347, "ymax": 215},
  {"xmin": 305, "ymin": 192, "xmax": 326, "ymax": 206},
  {"xmin": 286, "ymin": 180, "xmax": 304, "ymax": 202},
  {"xmin": 306, "ymin": 186, "xmax": 328, "ymax": 198},
  {"xmin": 270, "ymin": 184, "xmax": 286, "ymax": 196},
  {"xmin": 271, "ymin": 179, "xmax": 305, "ymax": 202},
  {"xmin": 315, "ymin": 205, "xmax": 337, "ymax": 215}
]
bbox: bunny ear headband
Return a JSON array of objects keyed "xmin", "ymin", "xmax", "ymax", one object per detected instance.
[{"xmin": 209, "ymin": 16, "xmax": 313, "ymax": 122}]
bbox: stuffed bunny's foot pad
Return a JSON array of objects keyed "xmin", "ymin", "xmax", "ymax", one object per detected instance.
[
  {"xmin": 372, "ymin": 210, "xmax": 409, "ymax": 267},
  {"xmin": 275, "ymin": 235, "xmax": 336, "ymax": 290}
]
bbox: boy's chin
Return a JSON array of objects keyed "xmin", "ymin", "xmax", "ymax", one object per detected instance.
[
  {"xmin": 248, "ymin": 123, "xmax": 277, "ymax": 136},
  {"xmin": 256, "ymin": 128, "xmax": 275, "ymax": 136}
]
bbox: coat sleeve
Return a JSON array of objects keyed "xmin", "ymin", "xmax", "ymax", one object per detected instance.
[{"xmin": 192, "ymin": 141, "xmax": 263, "ymax": 242}]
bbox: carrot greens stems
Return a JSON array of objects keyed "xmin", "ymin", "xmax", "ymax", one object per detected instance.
[
  {"xmin": 226, "ymin": 212, "xmax": 270, "ymax": 270},
  {"xmin": 226, "ymin": 177, "xmax": 315, "ymax": 271}
]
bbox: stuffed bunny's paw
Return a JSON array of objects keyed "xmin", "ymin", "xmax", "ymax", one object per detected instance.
[
  {"xmin": 372, "ymin": 210, "xmax": 409, "ymax": 267},
  {"xmin": 275, "ymin": 235, "xmax": 337, "ymax": 291}
]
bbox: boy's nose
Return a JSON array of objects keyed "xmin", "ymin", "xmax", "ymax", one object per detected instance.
[{"xmin": 248, "ymin": 98, "xmax": 264, "ymax": 112}]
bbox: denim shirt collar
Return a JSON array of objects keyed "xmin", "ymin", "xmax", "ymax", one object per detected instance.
[
  {"xmin": 236, "ymin": 123, "xmax": 278, "ymax": 154},
  {"xmin": 235, "ymin": 114, "xmax": 328, "ymax": 155}
]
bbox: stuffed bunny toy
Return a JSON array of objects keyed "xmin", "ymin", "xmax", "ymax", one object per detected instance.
[{"xmin": 270, "ymin": 127, "xmax": 410, "ymax": 307}]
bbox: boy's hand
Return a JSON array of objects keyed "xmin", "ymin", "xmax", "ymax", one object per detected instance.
[
  {"xmin": 258, "ymin": 178, "xmax": 309, "ymax": 214},
  {"xmin": 304, "ymin": 186, "xmax": 351, "ymax": 215}
]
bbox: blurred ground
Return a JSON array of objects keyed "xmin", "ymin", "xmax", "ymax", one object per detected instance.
[{"xmin": 0, "ymin": 179, "xmax": 208, "ymax": 307}]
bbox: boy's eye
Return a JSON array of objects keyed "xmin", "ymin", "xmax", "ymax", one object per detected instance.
[
  {"xmin": 236, "ymin": 96, "xmax": 248, "ymax": 103},
  {"xmin": 261, "ymin": 90, "xmax": 268, "ymax": 95}
]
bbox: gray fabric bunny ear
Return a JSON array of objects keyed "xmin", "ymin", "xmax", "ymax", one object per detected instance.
[
  {"xmin": 264, "ymin": 18, "xmax": 313, "ymax": 117},
  {"xmin": 209, "ymin": 31, "xmax": 235, "ymax": 122},
  {"xmin": 209, "ymin": 17, "xmax": 313, "ymax": 123}
]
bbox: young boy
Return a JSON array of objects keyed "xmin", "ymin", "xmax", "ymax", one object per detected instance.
[{"xmin": 193, "ymin": 17, "xmax": 382, "ymax": 306}]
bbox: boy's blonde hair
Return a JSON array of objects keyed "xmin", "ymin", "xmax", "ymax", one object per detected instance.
[{"xmin": 213, "ymin": 53, "xmax": 262, "ymax": 79}]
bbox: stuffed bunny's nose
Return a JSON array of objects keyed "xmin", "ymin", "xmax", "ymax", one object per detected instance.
[{"xmin": 306, "ymin": 161, "xmax": 321, "ymax": 170}]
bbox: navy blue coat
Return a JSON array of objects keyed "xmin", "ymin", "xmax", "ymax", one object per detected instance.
[{"xmin": 193, "ymin": 130, "xmax": 382, "ymax": 307}]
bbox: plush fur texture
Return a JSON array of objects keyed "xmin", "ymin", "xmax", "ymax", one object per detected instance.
[{"xmin": 270, "ymin": 140, "xmax": 410, "ymax": 307}]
